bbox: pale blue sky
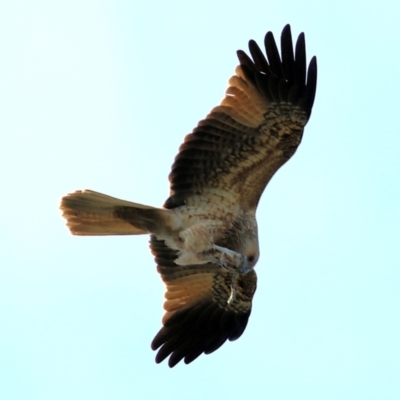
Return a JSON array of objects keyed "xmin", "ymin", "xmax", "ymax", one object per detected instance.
[{"xmin": 1, "ymin": 1, "xmax": 399, "ymax": 399}]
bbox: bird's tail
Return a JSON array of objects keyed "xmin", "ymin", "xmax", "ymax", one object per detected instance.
[{"xmin": 60, "ymin": 190, "xmax": 169, "ymax": 236}]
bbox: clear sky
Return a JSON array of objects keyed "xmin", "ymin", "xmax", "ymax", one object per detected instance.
[{"xmin": 1, "ymin": 1, "xmax": 399, "ymax": 399}]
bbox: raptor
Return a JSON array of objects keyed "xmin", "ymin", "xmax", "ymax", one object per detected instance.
[{"xmin": 60, "ymin": 24, "xmax": 317, "ymax": 367}]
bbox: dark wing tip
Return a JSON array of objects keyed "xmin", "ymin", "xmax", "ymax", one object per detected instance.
[
  {"xmin": 305, "ymin": 55, "xmax": 317, "ymax": 117},
  {"xmin": 282, "ymin": 23, "xmax": 291, "ymax": 34},
  {"xmin": 237, "ymin": 24, "xmax": 317, "ymax": 121},
  {"xmin": 151, "ymin": 302, "xmax": 252, "ymax": 367}
]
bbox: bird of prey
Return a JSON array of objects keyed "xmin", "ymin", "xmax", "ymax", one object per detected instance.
[{"xmin": 60, "ymin": 24, "xmax": 317, "ymax": 367}]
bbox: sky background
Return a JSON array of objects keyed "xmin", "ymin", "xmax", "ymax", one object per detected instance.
[{"xmin": 1, "ymin": 1, "xmax": 399, "ymax": 399}]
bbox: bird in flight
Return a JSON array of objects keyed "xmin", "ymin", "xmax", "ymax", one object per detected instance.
[{"xmin": 60, "ymin": 24, "xmax": 317, "ymax": 367}]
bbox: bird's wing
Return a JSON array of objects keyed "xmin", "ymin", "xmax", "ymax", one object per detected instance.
[
  {"xmin": 164, "ymin": 24, "xmax": 317, "ymax": 212},
  {"xmin": 150, "ymin": 235, "xmax": 257, "ymax": 367}
]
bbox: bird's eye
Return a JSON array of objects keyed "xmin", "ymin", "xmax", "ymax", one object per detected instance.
[{"xmin": 247, "ymin": 255, "xmax": 255, "ymax": 263}]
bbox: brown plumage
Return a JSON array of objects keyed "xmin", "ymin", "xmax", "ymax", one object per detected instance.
[{"xmin": 60, "ymin": 24, "xmax": 317, "ymax": 367}]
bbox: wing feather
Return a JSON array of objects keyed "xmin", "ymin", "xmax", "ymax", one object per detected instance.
[
  {"xmin": 150, "ymin": 236, "xmax": 257, "ymax": 367},
  {"xmin": 164, "ymin": 24, "xmax": 317, "ymax": 211}
]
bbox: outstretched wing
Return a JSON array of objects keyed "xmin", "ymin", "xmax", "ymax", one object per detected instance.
[
  {"xmin": 150, "ymin": 236, "xmax": 257, "ymax": 367},
  {"xmin": 164, "ymin": 24, "xmax": 317, "ymax": 211}
]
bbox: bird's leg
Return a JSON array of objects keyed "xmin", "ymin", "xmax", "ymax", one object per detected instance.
[
  {"xmin": 208, "ymin": 244, "xmax": 253, "ymax": 305},
  {"xmin": 175, "ymin": 225, "xmax": 251, "ymax": 305},
  {"xmin": 212, "ymin": 244, "xmax": 251, "ymax": 275},
  {"xmin": 176, "ymin": 228, "xmax": 250, "ymax": 304}
]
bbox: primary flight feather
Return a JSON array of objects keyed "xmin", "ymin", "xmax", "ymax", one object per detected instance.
[{"xmin": 60, "ymin": 24, "xmax": 317, "ymax": 367}]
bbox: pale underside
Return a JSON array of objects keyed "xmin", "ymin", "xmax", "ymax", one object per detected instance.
[{"xmin": 59, "ymin": 25, "xmax": 317, "ymax": 367}]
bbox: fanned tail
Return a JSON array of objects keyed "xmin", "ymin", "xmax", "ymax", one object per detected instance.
[{"xmin": 60, "ymin": 190, "xmax": 166, "ymax": 236}]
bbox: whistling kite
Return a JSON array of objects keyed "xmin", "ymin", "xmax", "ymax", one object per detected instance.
[{"xmin": 60, "ymin": 24, "xmax": 317, "ymax": 367}]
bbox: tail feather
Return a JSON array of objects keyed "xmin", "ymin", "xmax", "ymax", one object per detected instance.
[{"xmin": 60, "ymin": 189, "xmax": 166, "ymax": 236}]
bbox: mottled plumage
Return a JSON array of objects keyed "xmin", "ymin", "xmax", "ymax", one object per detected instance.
[{"xmin": 60, "ymin": 24, "xmax": 317, "ymax": 367}]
